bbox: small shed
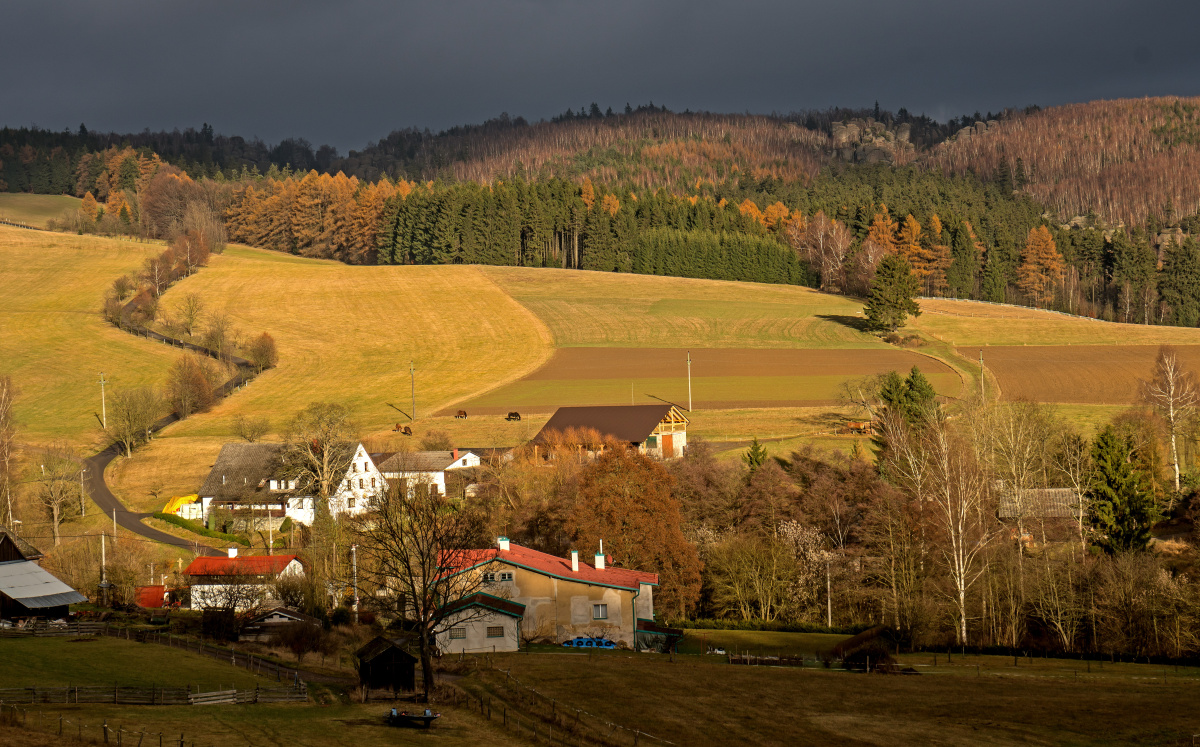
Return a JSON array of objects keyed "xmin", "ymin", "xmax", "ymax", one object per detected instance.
[
  {"xmin": 0, "ymin": 559, "xmax": 87, "ymax": 619},
  {"xmin": 355, "ymin": 636, "xmax": 418, "ymax": 693},
  {"xmin": 134, "ymin": 585, "xmax": 168, "ymax": 609},
  {"xmin": 0, "ymin": 529, "xmax": 44, "ymax": 563}
]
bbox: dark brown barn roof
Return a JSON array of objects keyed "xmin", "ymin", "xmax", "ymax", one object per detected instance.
[
  {"xmin": 0, "ymin": 529, "xmax": 43, "ymax": 562},
  {"xmin": 998, "ymin": 487, "xmax": 1080, "ymax": 519},
  {"xmin": 198, "ymin": 443, "xmax": 287, "ymax": 500},
  {"xmin": 532, "ymin": 404, "xmax": 682, "ymax": 445}
]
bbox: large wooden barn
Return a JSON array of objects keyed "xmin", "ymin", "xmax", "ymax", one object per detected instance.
[{"xmin": 532, "ymin": 404, "xmax": 689, "ymax": 458}]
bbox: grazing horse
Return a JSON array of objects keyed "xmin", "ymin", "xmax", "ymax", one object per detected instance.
[
  {"xmin": 398, "ymin": 425, "xmax": 412, "ymax": 436},
  {"xmin": 505, "ymin": 411, "xmax": 522, "ymax": 421},
  {"xmin": 455, "ymin": 410, "xmax": 468, "ymax": 419}
]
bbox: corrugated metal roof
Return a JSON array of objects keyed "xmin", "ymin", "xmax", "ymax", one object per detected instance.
[
  {"xmin": 532, "ymin": 404, "xmax": 683, "ymax": 445},
  {"xmin": 0, "ymin": 560, "xmax": 87, "ymax": 608}
]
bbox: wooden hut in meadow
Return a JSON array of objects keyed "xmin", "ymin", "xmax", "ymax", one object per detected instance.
[{"xmin": 355, "ymin": 636, "xmax": 418, "ymax": 693}]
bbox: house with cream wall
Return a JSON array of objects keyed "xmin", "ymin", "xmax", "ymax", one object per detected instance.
[{"xmin": 450, "ymin": 538, "xmax": 658, "ymax": 648}]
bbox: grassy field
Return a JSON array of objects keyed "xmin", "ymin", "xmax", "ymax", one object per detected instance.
[
  {"xmin": 465, "ymin": 650, "xmax": 1200, "ymax": 745},
  {"xmin": 679, "ymin": 629, "xmax": 849, "ymax": 656},
  {"xmin": 157, "ymin": 246, "xmax": 552, "ymax": 440},
  {"xmin": 0, "ymin": 636, "xmax": 271, "ymax": 690},
  {"xmin": 916, "ymin": 298, "xmax": 1200, "ymax": 346},
  {"xmin": 484, "ymin": 265, "xmax": 885, "ymax": 349},
  {"xmin": 0, "ymin": 194, "xmax": 81, "ymax": 227},
  {"xmin": 0, "ymin": 226, "xmax": 177, "ymax": 445},
  {"xmin": 0, "ymin": 635, "xmax": 522, "ymax": 746}
]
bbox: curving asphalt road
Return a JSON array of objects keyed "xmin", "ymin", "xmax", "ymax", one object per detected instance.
[{"xmin": 84, "ymin": 441, "xmax": 222, "ymax": 557}]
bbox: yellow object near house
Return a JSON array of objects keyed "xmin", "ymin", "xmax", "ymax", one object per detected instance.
[{"xmin": 162, "ymin": 494, "xmax": 199, "ymax": 515}]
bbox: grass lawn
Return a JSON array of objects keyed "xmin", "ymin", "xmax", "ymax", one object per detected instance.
[
  {"xmin": 0, "ymin": 636, "xmax": 271, "ymax": 690},
  {"xmin": 467, "ymin": 651, "xmax": 1200, "ymax": 745},
  {"xmin": 0, "ymin": 194, "xmax": 81, "ymax": 227},
  {"xmin": 0, "ymin": 226, "xmax": 178, "ymax": 444}
]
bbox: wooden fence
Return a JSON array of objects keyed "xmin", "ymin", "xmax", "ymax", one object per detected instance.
[
  {"xmin": 0, "ymin": 621, "xmax": 108, "ymax": 638},
  {"xmin": 1, "ymin": 701, "xmax": 219, "ymax": 746},
  {"xmin": 453, "ymin": 663, "xmax": 675, "ymax": 747},
  {"xmin": 0, "ymin": 682, "xmax": 306, "ymax": 706}
]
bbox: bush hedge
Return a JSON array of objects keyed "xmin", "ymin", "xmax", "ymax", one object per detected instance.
[{"xmin": 151, "ymin": 512, "xmax": 248, "ymax": 545}]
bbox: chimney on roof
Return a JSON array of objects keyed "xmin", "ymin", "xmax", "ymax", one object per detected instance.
[
  {"xmin": 594, "ymin": 540, "xmax": 605, "ymax": 571},
  {"xmin": 571, "ymin": 550, "xmax": 579, "ymax": 572},
  {"xmin": 227, "ymin": 547, "xmax": 238, "ymax": 559},
  {"xmin": 498, "ymin": 536, "xmax": 510, "ymax": 552},
  {"xmin": 453, "ymin": 448, "xmax": 459, "ymax": 460}
]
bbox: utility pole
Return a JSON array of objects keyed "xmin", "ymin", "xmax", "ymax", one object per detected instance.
[
  {"xmin": 351, "ymin": 544, "xmax": 359, "ymax": 625},
  {"xmin": 687, "ymin": 351, "xmax": 693, "ymax": 412},
  {"xmin": 148, "ymin": 563, "xmax": 153, "ymax": 585},
  {"xmin": 979, "ymin": 350, "xmax": 985, "ymax": 402},
  {"xmin": 98, "ymin": 373, "xmax": 108, "ymax": 429},
  {"xmin": 409, "ymin": 361, "xmax": 416, "ymax": 422},
  {"xmin": 100, "ymin": 532, "xmax": 106, "ymax": 584},
  {"xmin": 112, "ymin": 508, "xmax": 117, "ymax": 541},
  {"xmin": 79, "ymin": 467, "xmax": 86, "ymax": 517}
]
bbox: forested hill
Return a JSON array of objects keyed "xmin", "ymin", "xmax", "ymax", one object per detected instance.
[{"xmin": 7, "ymin": 98, "xmax": 1200, "ymax": 327}]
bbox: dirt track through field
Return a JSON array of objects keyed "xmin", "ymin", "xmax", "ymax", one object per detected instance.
[{"xmin": 970, "ymin": 345, "xmax": 1200, "ymax": 404}]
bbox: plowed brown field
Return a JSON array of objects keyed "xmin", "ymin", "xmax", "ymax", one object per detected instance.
[{"xmin": 968, "ymin": 345, "xmax": 1200, "ymax": 404}]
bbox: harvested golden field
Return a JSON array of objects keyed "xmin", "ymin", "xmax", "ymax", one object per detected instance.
[
  {"xmin": 158, "ymin": 246, "xmax": 553, "ymax": 440},
  {"xmin": 969, "ymin": 345, "xmax": 1200, "ymax": 404},
  {"xmin": 0, "ymin": 226, "xmax": 177, "ymax": 444},
  {"xmin": 918, "ymin": 298, "xmax": 1200, "ymax": 346},
  {"xmin": 484, "ymin": 265, "xmax": 884, "ymax": 349},
  {"xmin": 0, "ymin": 194, "xmax": 81, "ymax": 227}
]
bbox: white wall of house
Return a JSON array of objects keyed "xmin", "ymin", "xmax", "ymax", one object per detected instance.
[
  {"xmin": 330, "ymin": 444, "xmax": 385, "ymax": 519},
  {"xmin": 189, "ymin": 559, "xmax": 304, "ymax": 611},
  {"xmin": 436, "ymin": 609, "xmax": 521, "ymax": 654}
]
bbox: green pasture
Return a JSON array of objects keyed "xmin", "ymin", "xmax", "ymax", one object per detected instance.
[
  {"xmin": 0, "ymin": 194, "xmax": 81, "ymax": 227},
  {"xmin": 679, "ymin": 629, "xmax": 849, "ymax": 657}
]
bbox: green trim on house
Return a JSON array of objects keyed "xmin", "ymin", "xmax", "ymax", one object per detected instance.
[{"xmin": 449, "ymin": 558, "xmax": 659, "ymax": 592}]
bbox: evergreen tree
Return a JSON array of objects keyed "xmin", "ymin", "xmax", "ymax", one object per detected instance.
[
  {"xmin": 1158, "ymin": 237, "xmax": 1200, "ymax": 327},
  {"xmin": 864, "ymin": 254, "xmax": 921, "ymax": 332},
  {"xmin": 1086, "ymin": 426, "xmax": 1158, "ymax": 554},
  {"xmin": 743, "ymin": 437, "xmax": 768, "ymax": 475}
]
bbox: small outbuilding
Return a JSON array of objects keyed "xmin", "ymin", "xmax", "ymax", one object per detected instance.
[
  {"xmin": 436, "ymin": 592, "xmax": 525, "ymax": 654},
  {"xmin": 355, "ymin": 636, "xmax": 418, "ymax": 693},
  {"xmin": 0, "ymin": 559, "xmax": 87, "ymax": 620},
  {"xmin": 533, "ymin": 404, "xmax": 689, "ymax": 459}
]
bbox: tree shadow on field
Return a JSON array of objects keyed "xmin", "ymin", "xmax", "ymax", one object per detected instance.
[{"xmin": 816, "ymin": 314, "xmax": 872, "ymax": 333}]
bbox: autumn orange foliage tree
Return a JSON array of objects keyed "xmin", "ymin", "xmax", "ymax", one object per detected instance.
[
  {"xmin": 1017, "ymin": 226, "xmax": 1064, "ymax": 307},
  {"xmin": 568, "ymin": 448, "xmax": 702, "ymax": 618}
]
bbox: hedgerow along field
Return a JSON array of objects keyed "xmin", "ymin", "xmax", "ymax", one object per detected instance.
[
  {"xmin": 0, "ymin": 225, "xmax": 178, "ymax": 445},
  {"xmin": 0, "ymin": 193, "xmax": 82, "ymax": 227}
]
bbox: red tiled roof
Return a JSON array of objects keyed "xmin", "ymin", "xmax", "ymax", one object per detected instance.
[
  {"xmin": 134, "ymin": 585, "xmax": 167, "ymax": 609},
  {"xmin": 184, "ymin": 554, "xmax": 298, "ymax": 577},
  {"xmin": 451, "ymin": 542, "xmax": 658, "ymax": 591}
]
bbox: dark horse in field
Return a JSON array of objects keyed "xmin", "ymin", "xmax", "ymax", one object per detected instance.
[{"xmin": 505, "ymin": 411, "xmax": 521, "ymax": 421}]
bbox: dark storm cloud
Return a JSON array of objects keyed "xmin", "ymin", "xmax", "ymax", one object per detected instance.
[{"xmin": 4, "ymin": 0, "xmax": 1199, "ymax": 152}]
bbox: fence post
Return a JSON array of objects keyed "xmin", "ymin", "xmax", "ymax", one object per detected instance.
[{"xmin": 103, "ymin": 720, "xmax": 109, "ymax": 744}]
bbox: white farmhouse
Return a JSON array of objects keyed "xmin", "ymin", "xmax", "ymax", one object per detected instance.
[
  {"xmin": 184, "ymin": 549, "xmax": 304, "ymax": 611},
  {"xmin": 372, "ymin": 449, "xmax": 480, "ymax": 497}
]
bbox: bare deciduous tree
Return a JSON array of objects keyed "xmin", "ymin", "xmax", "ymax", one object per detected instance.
[
  {"xmin": 0, "ymin": 376, "xmax": 17, "ymax": 528},
  {"xmin": 352, "ymin": 482, "xmax": 489, "ymax": 701},
  {"xmin": 104, "ymin": 387, "xmax": 164, "ymax": 457},
  {"xmin": 233, "ymin": 413, "xmax": 270, "ymax": 443},
  {"xmin": 177, "ymin": 294, "xmax": 204, "ymax": 337},
  {"xmin": 35, "ymin": 442, "xmax": 82, "ymax": 545},
  {"xmin": 1140, "ymin": 345, "xmax": 1199, "ymax": 496}
]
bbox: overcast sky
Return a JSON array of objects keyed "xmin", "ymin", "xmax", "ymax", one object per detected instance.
[{"xmin": 4, "ymin": 0, "xmax": 1199, "ymax": 153}]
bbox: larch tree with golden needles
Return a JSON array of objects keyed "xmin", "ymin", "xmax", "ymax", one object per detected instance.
[
  {"xmin": 1018, "ymin": 226, "xmax": 1064, "ymax": 307},
  {"xmin": 923, "ymin": 214, "xmax": 952, "ymax": 296},
  {"xmin": 866, "ymin": 208, "xmax": 897, "ymax": 254},
  {"xmin": 80, "ymin": 192, "xmax": 99, "ymax": 222},
  {"xmin": 895, "ymin": 215, "xmax": 924, "ymax": 281}
]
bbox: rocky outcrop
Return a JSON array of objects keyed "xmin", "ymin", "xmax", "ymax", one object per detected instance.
[{"xmin": 828, "ymin": 117, "xmax": 916, "ymax": 165}]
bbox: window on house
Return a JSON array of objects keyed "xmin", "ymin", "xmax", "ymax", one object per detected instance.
[
  {"xmin": 449, "ymin": 628, "xmax": 466, "ymax": 639},
  {"xmin": 358, "ymin": 478, "xmax": 364, "ymax": 489},
  {"xmin": 371, "ymin": 477, "xmax": 376, "ymax": 488},
  {"xmin": 486, "ymin": 626, "xmax": 504, "ymax": 638},
  {"xmin": 482, "ymin": 572, "xmax": 496, "ymax": 583},
  {"xmin": 499, "ymin": 572, "xmax": 513, "ymax": 582},
  {"xmin": 348, "ymin": 496, "xmax": 356, "ymax": 509},
  {"xmin": 593, "ymin": 604, "xmax": 608, "ymax": 620},
  {"xmin": 352, "ymin": 463, "xmax": 358, "ymax": 473}
]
